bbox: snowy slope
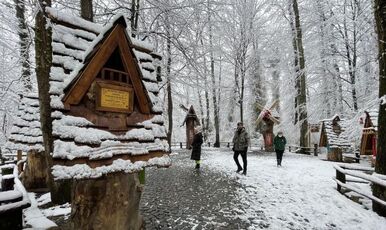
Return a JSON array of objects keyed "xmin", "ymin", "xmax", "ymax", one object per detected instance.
[{"xmin": 204, "ymin": 148, "xmax": 386, "ymax": 230}]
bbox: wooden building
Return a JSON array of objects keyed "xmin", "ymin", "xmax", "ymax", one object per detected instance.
[
  {"xmin": 319, "ymin": 115, "xmax": 351, "ymax": 161},
  {"xmin": 7, "ymin": 8, "xmax": 171, "ymax": 229},
  {"xmin": 360, "ymin": 110, "xmax": 378, "ymax": 156},
  {"xmin": 46, "ymin": 8, "xmax": 170, "ymax": 178},
  {"xmin": 182, "ymin": 105, "xmax": 200, "ymax": 149},
  {"xmin": 5, "ymin": 93, "xmax": 48, "ymax": 190}
]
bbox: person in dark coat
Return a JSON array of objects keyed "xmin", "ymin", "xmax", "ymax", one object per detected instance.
[
  {"xmin": 273, "ymin": 131, "xmax": 287, "ymax": 166},
  {"xmin": 232, "ymin": 122, "xmax": 250, "ymax": 175},
  {"xmin": 191, "ymin": 126, "xmax": 203, "ymax": 169}
]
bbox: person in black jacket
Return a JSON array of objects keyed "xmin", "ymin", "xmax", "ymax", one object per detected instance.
[
  {"xmin": 273, "ymin": 131, "xmax": 287, "ymax": 166},
  {"xmin": 191, "ymin": 126, "xmax": 203, "ymax": 169},
  {"xmin": 232, "ymin": 122, "xmax": 250, "ymax": 175}
]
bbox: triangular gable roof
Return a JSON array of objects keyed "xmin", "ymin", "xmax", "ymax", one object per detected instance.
[
  {"xmin": 182, "ymin": 105, "xmax": 200, "ymax": 125},
  {"xmin": 319, "ymin": 116, "xmax": 350, "ymax": 148},
  {"xmin": 62, "ymin": 16, "xmax": 151, "ymax": 114}
]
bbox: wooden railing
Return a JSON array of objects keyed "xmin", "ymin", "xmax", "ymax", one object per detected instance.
[
  {"xmin": 0, "ymin": 163, "xmax": 31, "ymax": 228},
  {"xmin": 333, "ymin": 163, "xmax": 386, "ymax": 208},
  {"xmin": 288, "ymin": 144, "xmax": 319, "ymax": 156}
]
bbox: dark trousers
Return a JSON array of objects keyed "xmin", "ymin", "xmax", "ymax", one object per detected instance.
[
  {"xmin": 233, "ymin": 151, "xmax": 247, "ymax": 173},
  {"xmin": 276, "ymin": 150, "xmax": 284, "ymax": 165}
]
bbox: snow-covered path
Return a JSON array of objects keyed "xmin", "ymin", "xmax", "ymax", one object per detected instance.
[{"xmin": 205, "ymin": 147, "xmax": 386, "ymax": 230}]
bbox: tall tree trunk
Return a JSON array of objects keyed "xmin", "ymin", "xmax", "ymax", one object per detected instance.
[
  {"xmin": 316, "ymin": 1, "xmax": 331, "ymax": 117},
  {"xmin": 289, "ymin": 2, "xmax": 299, "ymax": 125},
  {"xmin": 131, "ymin": 0, "xmax": 140, "ymax": 37},
  {"xmin": 166, "ymin": 24, "xmax": 172, "ymax": 151},
  {"xmin": 35, "ymin": 0, "xmax": 63, "ymax": 204},
  {"xmin": 14, "ymin": 0, "xmax": 32, "ymax": 91},
  {"xmin": 373, "ymin": 0, "xmax": 386, "ymax": 217},
  {"xmin": 291, "ymin": 0, "xmax": 308, "ymax": 150},
  {"xmin": 343, "ymin": 0, "xmax": 358, "ymax": 111},
  {"xmin": 207, "ymin": 0, "xmax": 219, "ymax": 147},
  {"xmin": 80, "ymin": 0, "xmax": 93, "ymax": 21}
]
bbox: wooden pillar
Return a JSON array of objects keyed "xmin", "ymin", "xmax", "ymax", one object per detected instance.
[
  {"xmin": 313, "ymin": 144, "xmax": 318, "ymax": 156},
  {"xmin": 336, "ymin": 170, "xmax": 346, "ymax": 193},
  {"xmin": 186, "ymin": 119, "xmax": 194, "ymax": 149},
  {"xmin": 17, "ymin": 150, "xmax": 23, "ymax": 173},
  {"xmin": 263, "ymin": 119, "xmax": 274, "ymax": 152},
  {"xmin": 71, "ymin": 172, "xmax": 143, "ymax": 229}
]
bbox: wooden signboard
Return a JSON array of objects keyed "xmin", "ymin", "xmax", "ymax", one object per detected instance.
[{"xmin": 96, "ymin": 81, "xmax": 134, "ymax": 113}]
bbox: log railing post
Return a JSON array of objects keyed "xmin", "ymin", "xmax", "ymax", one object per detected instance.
[
  {"xmin": 336, "ymin": 169, "xmax": 346, "ymax": 193},
  {"xmin": 314, "ymin": 144, "xmax": 318, "ymax": 156},
  {"xmin": 180, "ymin": 142, "xmax": 182, "ymax": 149},
  {"xmin": 17, "ymin": 150, "xmax": 23, "ymax": 173}
]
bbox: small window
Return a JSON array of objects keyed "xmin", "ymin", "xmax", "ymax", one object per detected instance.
[{"xmin": 101, "ymin": 68, "xmax": 130, "ymax": 85}]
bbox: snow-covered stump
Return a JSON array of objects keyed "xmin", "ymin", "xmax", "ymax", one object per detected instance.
[
  {"xmin": 22, "ymin": 150, "xmax": 48, "ymax": 190},
  {"xmin": 71, "ymin": 172, "xmax": 143, "ymax": 229},
  {"xmin": 327, "ymin": 148, "xmax": 342, "ymax": 162}
]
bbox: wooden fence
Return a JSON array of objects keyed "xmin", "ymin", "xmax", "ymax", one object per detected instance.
[
  {"xmin": 333, "ymin": 163, "xmax": 386, "ymax": 208},
  {"xmin": 0, "ymin": 162, "xmax": 30, "ymax": 228}
]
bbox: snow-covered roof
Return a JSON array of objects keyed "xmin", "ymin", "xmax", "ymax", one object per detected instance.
[
  {"xmin": 45, "ymin": 8, "xmax": 170, "ymax": 179},
  {"xmin": 321, "ymin": 115, "xmax": 351, "ymax": 148},
  {"xmin": 5, "ymin": 93, "xmax": 44, "ymax": 153},
  {"xmin": 364, "ymin": 109, "xmax": 378, "ymax": 131}
]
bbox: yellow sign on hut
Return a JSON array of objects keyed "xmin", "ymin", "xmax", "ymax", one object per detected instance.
[{"xmin": 96, "ymin": 81, "xmax": 134, "ymax": 113}]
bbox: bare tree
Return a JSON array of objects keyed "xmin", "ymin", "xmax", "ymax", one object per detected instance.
[
  {"xmin": 14, "ymin": 0, "xmax": 32, "ymax": 91},
  {"xmin": 373, "ymin": 0, "xmax": 386, "ymax": 217},
  {"xmin": 80, "ymin": 0, "xmax": 93, "ymax": 21},
  {"xmin": 35, "ymin": 0, "xmax": 62, "ymax": 203},
  {"xmin": 289, "ymin": 0, "xmax": 308, "ymax": 149}
]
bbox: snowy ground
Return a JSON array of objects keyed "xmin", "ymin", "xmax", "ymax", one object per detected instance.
[
  {"xmin": 201, "ymin": 147, "xmax": 386, "ymax": 230},
  {"xmin": 21, "ymin": 147, "xmax": 386, "ymax": 229}
]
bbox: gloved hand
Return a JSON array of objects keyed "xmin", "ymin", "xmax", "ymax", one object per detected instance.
[
  {"xmin": 244, "ymin": 147, "xmax": 248, "ymax": 152},
  {"xmin": 232, "ymin": 146, "xmax": 235, "ymax": 151}
]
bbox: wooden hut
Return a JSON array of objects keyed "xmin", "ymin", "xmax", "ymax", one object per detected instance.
[
  {"xmin": 182, "ymin": 105, "xmax": 200, "ymax": 149},
  {"xmin": 5, "ymin": 93, "xmax": 48, "ymax": 190},
  {"xmin": 44, "ymin": 8, "xmax": 170, "ymax": 228},
  {"xmin": 319, "ymin": 115, "xmax": 351, "ymax": 161},
  {"xmin": 360, "ymin": 110, "xmax": 378, "ymax": 156}
]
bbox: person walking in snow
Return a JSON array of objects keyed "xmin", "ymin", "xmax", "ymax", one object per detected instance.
[
  {"xmin": 191, "ymin": 126, "xmax": 203, "ymax": 169},
  {"xmin": 274, "ymin": 131, "xmax": 287, "ymax": 166},
  {"xmin": 232, "ymin": 122, "xmax": 250, "ymax": 175}
]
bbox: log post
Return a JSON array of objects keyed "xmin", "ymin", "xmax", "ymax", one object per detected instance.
[
  {"xmin": 336, "ymin": 169, "xmax": 346, "ymax": 193},
  {"xmin": 227, "ymin": 142, "xmax": 230, "ymax": 148},
  {"xmin": 17, "ymin": 150, "xmax": 23, "ymax": 173},
  {"xmin": 71, "ymin": 172, "xmax": 143, "ymax": 229},
  {"xmin": 314, "ymin": 144, "xmax": 318, "ymax": 156},
  {"xmin": 180, "ymin": 142, "xmax": 182, "ymax": 149}
]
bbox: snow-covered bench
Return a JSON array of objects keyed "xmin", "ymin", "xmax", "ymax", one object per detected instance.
[
  {"xmin": 333, "ymin": 163, "xmax": 386, "ymax": 208},
  {"xmin": 0, "ymin": 163, "xmax": 31, "ymax": 229}
]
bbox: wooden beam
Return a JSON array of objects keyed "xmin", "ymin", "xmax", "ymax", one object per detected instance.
[{"xmin": 117, "ymin": 25, "xmax": 151, "ymax": 114}]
